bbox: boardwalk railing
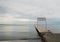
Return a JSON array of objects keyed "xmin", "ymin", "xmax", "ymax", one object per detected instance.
[{"xmin": 35, "ymin": 17, "xmax": 60, "ymax": 42}]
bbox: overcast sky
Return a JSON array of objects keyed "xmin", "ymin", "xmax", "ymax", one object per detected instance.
[{"xmin": 0, "ymin": 0, "xmax": 60, "ymax": 23}]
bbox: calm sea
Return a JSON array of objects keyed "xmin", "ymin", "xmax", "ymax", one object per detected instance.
[
  {"xmin": 0, "ymin": 23, "xmax": 40, "ymax": 40},
  {"xmin": 0, "ymin": 21, "xmax": 60, "ymax": 40}
]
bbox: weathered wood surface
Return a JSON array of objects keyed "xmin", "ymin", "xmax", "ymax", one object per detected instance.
[
  {"xmin": 53, "ymin": 34, "xmax": 60, "ymax": 42},
  {"xmin": 35, "ymin": 25, "xmax": 48, "ymax": 33},
  {"xmin": 35, "ymin": 25, "xmax": 57, "ymax": 42},
  {"xmin": 35, "ymin": 25, "xmax": 49, "ymax": 35}
]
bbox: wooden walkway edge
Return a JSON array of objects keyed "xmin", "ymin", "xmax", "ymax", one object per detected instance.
[{"xmin": 34, "ymin": 25, "xmax": 55, "ymax": 42}]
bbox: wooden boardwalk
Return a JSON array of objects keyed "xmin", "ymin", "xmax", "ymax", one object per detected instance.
[
  {"xmin": 35, "ymin": 25, "xmax": 48, "ymax": 33},
  {"xmin": 35, "ymin": 25, "xmax": 60, "ymax": 42}
]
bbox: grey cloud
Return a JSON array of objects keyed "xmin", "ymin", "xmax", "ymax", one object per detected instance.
[
  {"xmin": 0, "ymin": 0, "xmax": 60, "ymax": 19},
  {"xmin": 0, "ymin": 6, "xmax": 7, "ymax": 14}
]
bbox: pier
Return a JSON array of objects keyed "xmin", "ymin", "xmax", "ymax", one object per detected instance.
[
  {"xmin": 35, "ymin": 24, "xmax": 55, "ymax": 42},
  {"xmin": 34, "ymin": 17, "xmax": 60, "ymax": 42}
]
